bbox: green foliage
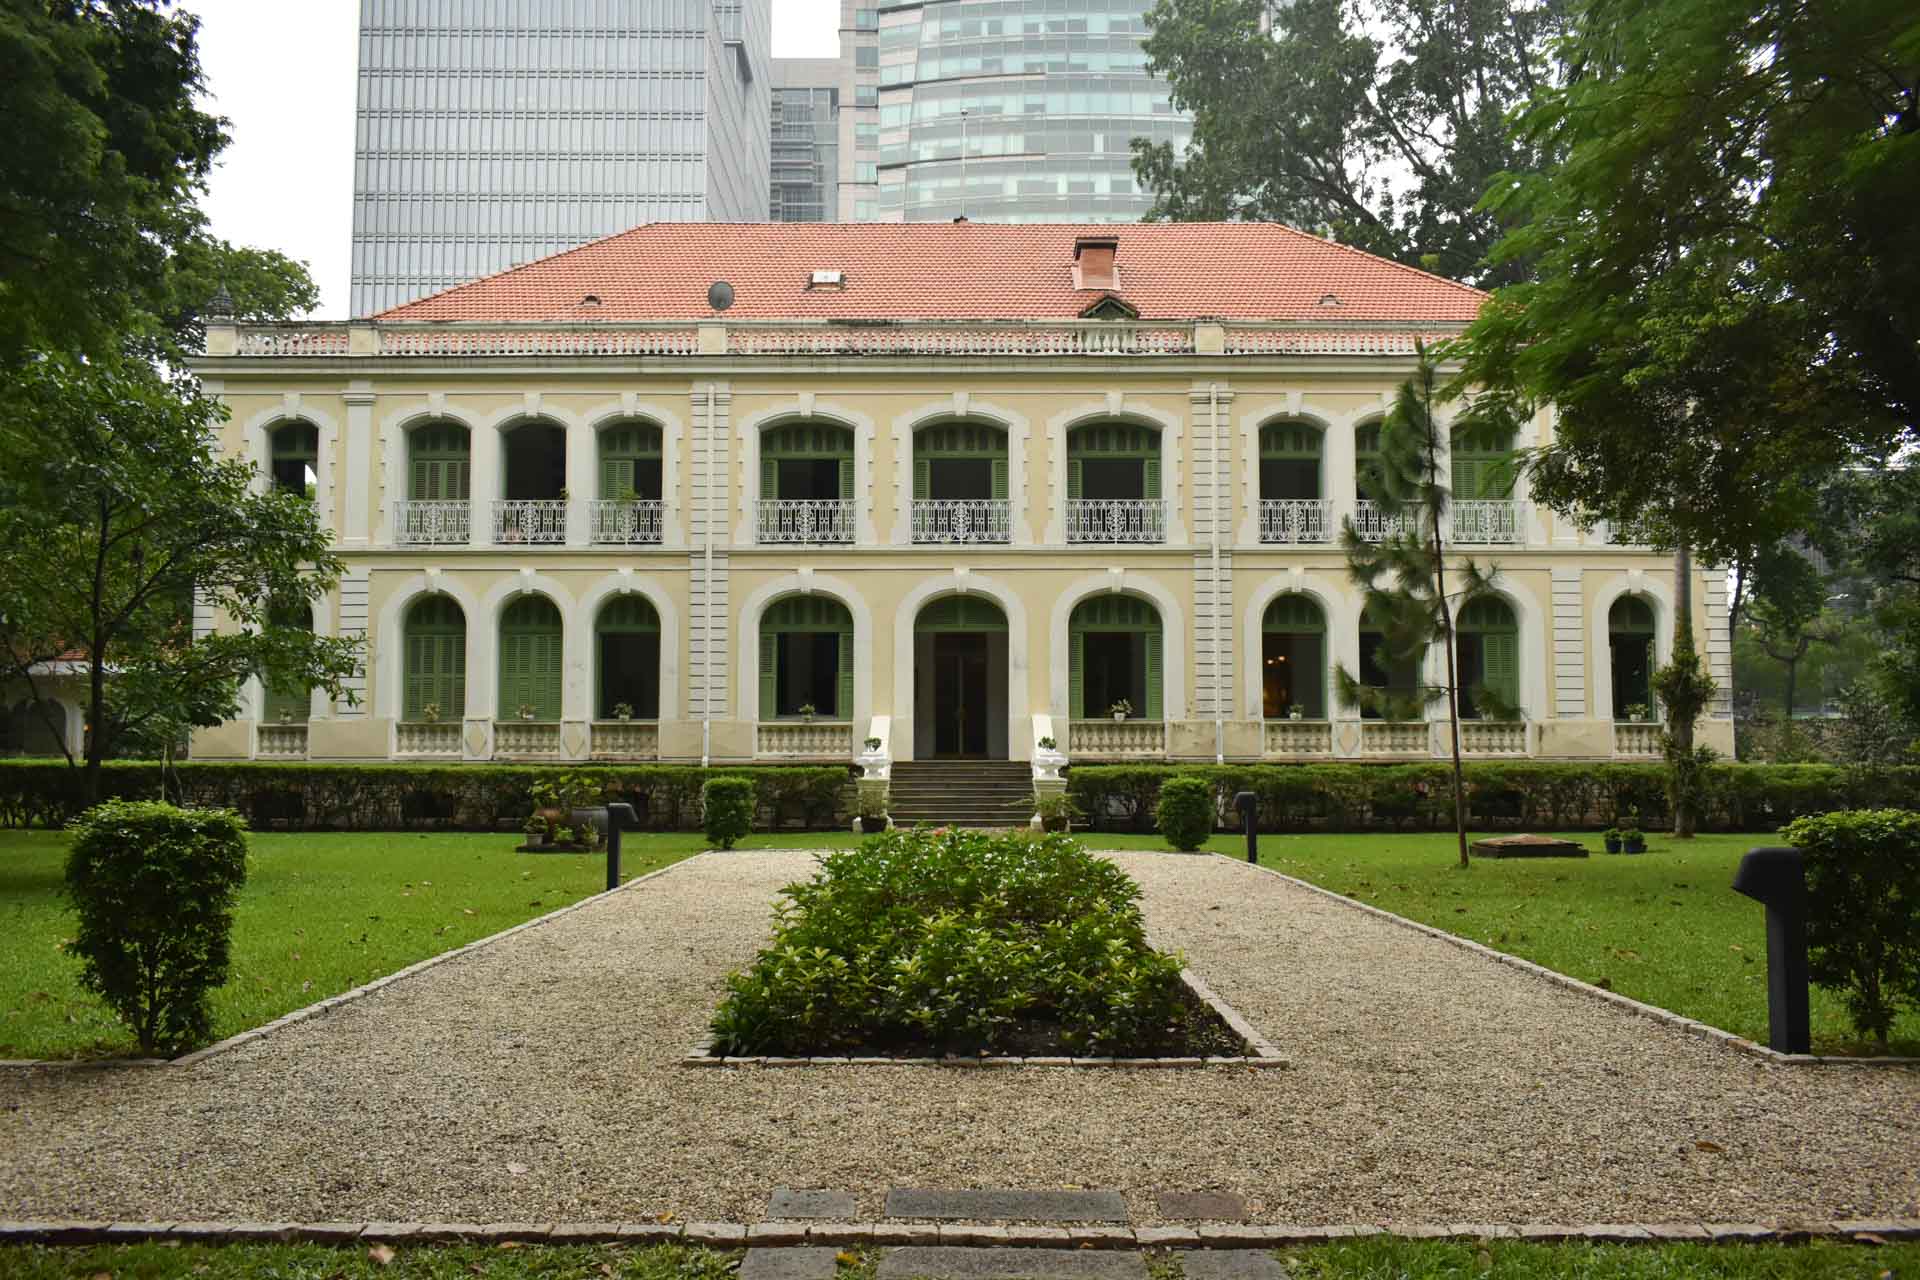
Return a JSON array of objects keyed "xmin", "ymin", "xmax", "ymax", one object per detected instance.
[
  {"xmin": 1816, "ymin": 464, "xmax": 1920, "ymax": 736},
  {"xmin": 62, "ymin": 801, "xmax": 248, "ymax": 1054},
  {"xmin": 1132, "ymin": 0, "xmax": 1558, "ymax": 286},
  {"xmin": 1654, "ymin": 609, "xmax": 1720, "ymax": 837},
  {"xmin": 1782, "ymin": 809, "xmax": 1920, "ymax": 1050},
  {"xmin": 710, "ymin": 827, "xmax": 1223, "ymax": 1057},
  {"xmin": 701, "ymin": 777, "xmax": 755, "ymax": 850},
  {"xmin": 1032, "ymin": 790, "xmax": 1082, "ymax": 833},
  {"xmin": 1154, "ymin": 774, "xmax": 1215, "ymax": 850}
]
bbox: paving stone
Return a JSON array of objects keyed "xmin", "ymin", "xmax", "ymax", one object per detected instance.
[
  {"xmin": 1582, "ymin": 1224, "xmax": 1652, "ymax": 1243},
  {"xmin": 30, "ymin": 1221, "xmax": 112, "ymax": 1244},
  {"xmin": 101, "ymin": 1223, "xmax": 175, "ymax": 1241},
  {"xmin": 298, "ymin": 1223, "xmax": 373, "ymax": 1244},
  {"xmin": 1510, "ymin": 1225, "xmax": 1580, "ymax": 1242},
  {"xmin": 616, "ymin": 1224, "xmax": 685, "ymax": 1244},
  {"xmin": 1705, "ymin": 1224, "xmax": 1775, "ymax": 1244},
  {"xmin": 360, "ymin": 1222, "xmax": 424, "ymax": 1241},
  {"xmin": 876, "ymin": 1246, "xmax": 1150, "ymax": 1280},
  {"xmin": 1136, "ymin": 1228, "xmax": 1201, "ymax": 1247},
  {"xmin": 1069, "ymin": 1227, "xmax": 1137, "ymax": 1249},
  {"xmin": 770, "ymin": 1190, "xmax": 859, "ymax": 1221},
  {"xmin": 169, "ymin": 1222, "xmax": 253, "ymax": 1241},
  {"xmin": 1155, "ymin": 1193, "xmax": 1248, "ymax": 1222},
  {"xmin": 1195, "ymin": 1226, "xmax": 1270, "ymax": 1248},
  {"xmin": 885, "ymin": 1189, "xmax": 1128, "ymax": 1223},
  {"xmin": 749, "ymin": 1224, "xmax": 813, "ymax": 1247},
  {"xmin": 871, "ymin": 1224, "xmax": 945, "ymax": 1246},
  {"xmin": 940, "ymin": 1226, "xmax": 1014, "ymax": 1247},
  {"xmin": 475, "ymin": 1223, "xmax": 555, "ymax": 1243},
  {"xmin": 686, "ymin": 1223, "xmax": 750, "ymax": 1246},
  {"xmin": 1641, "ymin": 1225, "xmax": 1710, "ymax": 1242},
  {"xmin": 1443, "ymin": 1225, "xmax": 1513, "ymax": 1241},
  {"xmin": 1000, "ymin": 1227, "xmax": 1073, "ymax": 1247},
  {"xmin": 548, "ymin": 1223, "xmax": 625, "ymax": 1243},
  {"xmin": 741, "ymin": 1248, "xmax": 843, "ymax": 1280},
  {"xmin": 1180, "ymin": 1252, "xmax": 1290, "ymax": 1280},
  {"xmin": 1835, "ymin": 1219, "xmax": 1920, "ymax": 1240}
]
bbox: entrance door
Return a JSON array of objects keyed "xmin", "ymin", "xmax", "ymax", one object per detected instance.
[{"xmin": 931, "ymin": 632, "xmax": 990, "ymax": 757}]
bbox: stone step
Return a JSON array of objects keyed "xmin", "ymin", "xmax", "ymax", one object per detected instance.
[{"xmin": 876, "ymin": 1248, "xmax": 1148, "ymax": 1280}]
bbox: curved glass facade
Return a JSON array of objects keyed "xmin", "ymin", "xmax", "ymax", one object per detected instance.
[{"xmin": 872, "ymin": 0, "xmax": 1189, "ymax": 223}]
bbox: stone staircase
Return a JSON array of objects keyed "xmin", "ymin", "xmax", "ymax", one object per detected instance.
[{"xmin": 887, "ymin": 760, "xmax": 1034, "ymax": 828}]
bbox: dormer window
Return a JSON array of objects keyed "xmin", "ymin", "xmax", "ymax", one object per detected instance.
[
  {"xmin": 1078, "ymin": 294, "xmax": 1139, "ymax": 321},
  {"xmin": 807, "ymin": 270, "xmax": 846, "ymax": 290}
]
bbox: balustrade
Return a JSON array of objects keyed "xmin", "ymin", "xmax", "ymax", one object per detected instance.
[
  {"xmin": 493, "ymin": 720, "xmax": 562, "ymax": 757},
  {"xmin": 1450, "ymin": 501, "xmax": 1525, "ymax": 545},
  {"xmin": 493, "ymin": 500, "xmax": 568, "ymax": 545},
  {"xmin": 1068, "ymin": 718, "xmax": 1167, "ymax": 757},
  {"xmin": 757, "ymin": 720, "xmax": 854, "ymax": 757},
  {"xmin": 1066, "ymin": 499, "xmax": 1166, "ymax": 544},
  {"xmin": 911, "ymin": 499, "xmax": 1012, "ymax": 544},
  {"xmin": 1612, "ymin": 721, "xmax": 1663, "ymax": 758},
  {"xmin": 395, "ymin": 720, "xmax": 461, "ymax": 757},
  {"xmin": 757, "ymin": 499, "xmax": 855, "ymax": 545},
  {"xmin": 591, "ymin": 719, "xmax": 660, "ymax": 760},
  {"xmin": 1263, "ymin": 719, "xmax": 1333, "ymax": 756},
  {"xmin": 256, "ymin": 723, "xmax": 308, "ymax": 759},
  {"xmin": 393, "ymin": 500, "xmax": 470, "ymax": 546},
  {"xmin": 1460, "ymin": 720, "xmax": 1529, "ymax": 755},
  {"xmin": 590, "ymin": 499, "xmax": 665, "ymax": 545},
  {"xmin": 1259, "ymin": 499, "xmax": 1335, "ymax": 544},
  {"xmin": 1360, "ymin": 720, "xmax": 1430, "ymax": 754}
]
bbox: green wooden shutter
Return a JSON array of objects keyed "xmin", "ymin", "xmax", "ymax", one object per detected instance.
[
  {"xmin": 1144, "ymin": 631, "xmax": 1164, "ymax": 720},
  {"xmin": 759, "ymin": 628, "xmax": 777, "ymax": 719},
  {"xmin": 1484, "ymin": 630, "xmax": 1519, "ymax": 711},
  {"xmin": 449, "ymin": 457, "xmax": 469, "ymax": 500},
  {"xmin": 837, "ymin": 630, "xmax": 854, "ymax": 719},
  {"xmin": 1067, "ymin": 459, "xmax": 1083, "ymax": 500},
  {"xmin": 1452, "ymin": 458, "xmax": 1483, "ymax": 501},
  {"xmin": 536, "ymin": 632, "xmax": 562, "ymax": 721},
  {"xmin": 445, "ymin": 634, "xmax": 465, "ymax": 718},
  {"xmin": 838, "ymin": 457, "xmax": 854, "ymax": 502},
  {"xmin": 601, "ymin": 456, "xmax": 634, "ymax": 499},
  {"xmin": 913, "ymin": 456, "xmax": 930, "ymax": 501},
  {"xmin": 761, "ymin": 457, "xmax": 778, "ymax": 501},
  {"xmin": 990, "ymin": 456, "xmax": 1008, "ymax": 500},
  {"xmin": 498, "ymin": 633, "xmax": 525, "ymax": 719},
  {"xmin": 1069, "ymin": 630, "xmax": 1085, "ymax": 719},
  {"xmin": 411, "ymin": 459, "xmax": 430, "ymax": 501},
  {"xmin": 1143, "ymin": 457, "xmax": 1161, "ymax": 500},
  {"xmin": 404, "ymin": 635, "xmax": 426, "ymax": 719}
]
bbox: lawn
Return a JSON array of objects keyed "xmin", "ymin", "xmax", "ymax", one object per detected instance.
[{"xmin": 1084, "ymin": 829, "xmax": 1920, "ymax": 1055}]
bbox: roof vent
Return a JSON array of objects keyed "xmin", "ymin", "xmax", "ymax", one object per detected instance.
[
  {"xmin": 807, "ymin": 270, "xmax": 846, "ymax": 290},
  {"xmin": 580, "ymin": 293, "xmax": 602, "ymax": 307},
  {"xmin": 1074, "ymin": 236, "xmax": 1119, "ymax": 292},
  {"xmin": 1319, "ymin": 293, "xmax": 1343, "ymax": 308}
]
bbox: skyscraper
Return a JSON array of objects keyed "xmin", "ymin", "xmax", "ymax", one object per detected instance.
[
  {"xmin": 770, "ymin": 59, "xmax": 840, "ymax": 223},
  {"xmin": 350, "ymin": 0, "xmax": 771, "ymax": 315}
]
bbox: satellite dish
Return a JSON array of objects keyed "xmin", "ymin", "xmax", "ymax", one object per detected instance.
[{"xmin": 707, "ymin": 280, "xmax": 734, "ymax": 312}]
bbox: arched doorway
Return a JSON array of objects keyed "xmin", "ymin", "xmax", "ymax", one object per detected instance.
[
  {"xmin": 1070, "ymin": 594, "xmax": 1162, "ymax": 721},
  {"xmin": 497, "ymin": 596, "xmax": 563, "ymax": 722},
  {"xmin": 1261, "ymin": 594, "xmax": 1326, "ymax": 719},
  {"xmin": 760, "ymin": 596, "xmax": 853, "ymax": 720},
  {"xmin": 1456, "ymin": 596, "xmax": 1521, "ymax": 720},
  {"xmin": 262, "ymin": 603, "xmax": 314, "ymax": 724},
  {"xmin": 403, "ymin": 596, "xmax": 466, "ymax": 721},
  {"xmin": 596, "ymin": 595, "xmax": 660, "ymax": 719},
  {"xmin": 1609, "ymin": 594, "xmax": 1657, "ymax": 720},
  {"xmin": 914, "ymin": 595, "xmax": 1009, "ymax": 758}
]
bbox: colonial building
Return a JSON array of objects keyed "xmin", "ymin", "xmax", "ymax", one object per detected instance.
[{"xmin": 188, "ymin": 222, "xmax": 1734, "ymax": 775}]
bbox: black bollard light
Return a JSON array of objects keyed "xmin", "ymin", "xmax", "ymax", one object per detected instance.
[
  {"xmin": 1234, "ymin": 790, "xmax": 1259, "ymax": 865},
  {"xmin": 604, "ymin": 802, "xmax": 638, "ymax": 892},
  {"xmin": 1731, "ymin": 845, "xmax": 1812, "ymax": 1054}
]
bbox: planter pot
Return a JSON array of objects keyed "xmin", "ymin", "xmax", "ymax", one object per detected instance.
[
  {"xmin": 1112, "ymin": 712, "xmax": 1127, "ymax": 722},
  {"xmin": 1624, "ymin": 834, "xmax": 1646, "ymax": 854},
  {"xmin": 1604, "ymin": 835, "xmax": 1622, "ymax": 854}
]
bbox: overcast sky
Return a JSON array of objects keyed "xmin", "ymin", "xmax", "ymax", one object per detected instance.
[{"xmin": 181, "ymin": 1, "xmax": 842, "ymax": 320}]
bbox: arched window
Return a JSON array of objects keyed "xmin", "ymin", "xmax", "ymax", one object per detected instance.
[
  {"xmin": 599, "ymin": 422, "xmax": 663, "ymax": 501},
  {"xmin": 1450, "ymin": 425, "xmax": 1517, "ymax": 501},
  {"xmin": 1609, "ymin": 594, "xmax": 1658, "ymax": 720},
  {"xmin": 408, "ymin": 423, "xmax": 470, "ymax": 502},
  {"xmin": 1069, "ymin": 594, "xmax": 1162, "ymax": 720},
  {"xmin": 403, "ymin": 596, "xmax": 466, "ymax": 722},
  {"xmin": 596, "ymin": 595, "xmax": 660, "ymax": 720},
  {"xmin": 1066, "ymin": 422, "xmax": 1163, "ymax": 543},
  {"xmin": 498, "ymin": 597, "xmax": 563, "ymax": 722},
  {"xmin": 262, "ymin": 604, "xmax": 313, "ymax": 724},
  {"xmin": 760, "ymin": 596, "xmax": 853, "ymax": 719},
  {"xmin": 270, "ymin": 422, "xmax": 318, "ymax": 497},
  {"xmin": 1456, "ymin": 596, "xmax": 1520, "ymax": 720},
  {"xmin": 502, "ymin": 420, "xmax": 565, "ymax": 502},
  {"xmin": 1259, "ymin": 422, "xmax": 1322, "ymax": 500},
  {"xmin": 760, "ymin": 423, "xmax": 855, "ymax": 544},
  {"xmin": 1358, "ymin": 599, "xmax": 1423, "ymax": 720},
  {"xmin": 913, "ymin": 420, "xmax": 1010, "ymax": 543},
  {"xmin": 1354, "ymin": 421, "xmax": 1386, "ymax": 502},
  {"xmin": 1261, "ymin": 594, "xmax": 1326, "ymax": 719}
]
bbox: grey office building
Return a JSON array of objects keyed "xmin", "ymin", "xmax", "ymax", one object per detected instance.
[
  {"xmin": 770, "ymin": 58, "xmax": 840, "ymax": 223},
  {"xmin": 350, "ymin": 0, "xmax": 771, "ymax": 316}
]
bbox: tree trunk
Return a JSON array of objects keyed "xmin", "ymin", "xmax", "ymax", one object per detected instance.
[
  {"xmin": 1782, "ymin": 658, "xmax": 1798, "ymax": 719},
  {"xmin": 1672, "ymin": 543, "xmax": 1697, "ymax": 839},
  {"xmin": 1434, "ymin": 495, "xmax": 1468, "ymax": 870}
]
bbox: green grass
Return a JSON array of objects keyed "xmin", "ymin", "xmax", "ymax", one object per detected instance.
[
  {"xmin": 1086, "ymin": 829, "xmax": 1920, "ymax": 1055},
  {"xmin": 0, "ymin": 1240, "xmax": 1914, "ymax": 1280}
]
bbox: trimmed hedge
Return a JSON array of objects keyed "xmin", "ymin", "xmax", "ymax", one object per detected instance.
[
  {"xmin": 0, "ymin": 760, "xmax": 854, "ymax": 833},
  {"xmin": 1066, "ymin": 762, "xmax": 1920, "ymax": 835}
]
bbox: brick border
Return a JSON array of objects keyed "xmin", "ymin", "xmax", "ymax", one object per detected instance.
[
  {"xmin": 1, "ymin": 1219, "xmax": 1914, "ymax": 1249},
  {"xmin": 1212, "ymin": 852, "xmax": 1920, "ymax": 1068},
  {"xmin": 0, "ymin": 852, "xmax": 714, "ymax": 1072}
]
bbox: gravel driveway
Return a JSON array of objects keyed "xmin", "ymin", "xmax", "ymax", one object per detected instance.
[{"xmin": 2, "ymin": 849, "xmax": 1914, "ymax": 1227}]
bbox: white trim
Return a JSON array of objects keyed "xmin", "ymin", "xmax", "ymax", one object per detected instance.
[
  {"xmin": 1446, "ymin": 573, "xmax": 1549, "ymax": 722},
  {"xmin": 1588, "ymin": 574, "xmax": 1674, "ymax": 721},
  {"xmin": 1043, "ymin": 400, "xmax": 1187, "ymax": 546},
  {"xmin": 374, "ymin": 574, "xmax": 486, "ymax": 722},
  {"xmin": 734, "ymin": 400, "xmax": 878, "ymax": 546},
  {"xmin": 1234, "ymin": 401, "xmax": 1337, "ymax": 547},
  {"xmin": 736, "ymin": 573, "xmax": 875, "ymax": 726},
  {"xmin": 1047, "ymin": 573, "xmax": 1188, "ymax": 722},
  {"xmin": 479, "ymin": 574, "xmax": 579, "ymax": 721},
  {"xmin": 889, "ymin": 571, "xmax": 1033, "ymax": 762},
  {"xmin": 378, "ymin": 403, "xmax": 480, "ymax": 547},
  {"xmin": 577, "ymin": 573, "xmax": 684, "ymax": 723},
  {"xmin": 886, "ymin": 400, "xmax": 1033, "ymax": 546},
  {"xmin": 582, "ymin": 399, "xmax": 687, "ymax": 549},
  {"xmin": 241, "ymin": 401, "xmax": 340, "ymax": 536}
]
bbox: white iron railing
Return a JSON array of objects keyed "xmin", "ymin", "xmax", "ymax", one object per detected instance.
[
  {"xmin": 493, "ymin": 500, "xmax": 568, "ymax": 545},
  {"xmin": 1259, "ymin": 499, "xmax": 1335, "ymax": 544},
  {"xmin": 590, "ymin": 499, "xmax": 665, "ymax": 544},
  {"xmin": 494, "ymin": 720, "xmax": 562, "ymax": 757},
  {"xmin": 1460, "ymin": 720, "xmax": 1529, "ymax": 755},
  {"xmin": 395, "ymin": 720, "xmax": 461, "ymax": 757},
  {"xmin": 1352, "ymin": 500, "xmax": 1414, "ymax": 543},
  {"xmin": 1360, "ymin": 720, "xmax": 1430, "ymax": 754},
  {"xmin": 1450, "ymin": 501, "xmax": 1525, "ymax": 545},
  {"xmin": 394, "ymin": 500, "xmax": 470, "ymax": 546},
  {"xmin": 1613, "ymin": 721, "xmax": 1663, "ymax": 758},
  {"xmin": 256, "ymin": 723, "xmax": 308, "ymax": 759},
  {"xmin": 1066, "ymin": 498, "xmax": 1166, "ymax": 544},
  {"xmin": 757, "ymin": 499, "xmax": 855, "ymax": 544},
  {"xmin": 591, "ymin": 719, "xmax": 660, "ymax": 759},
  {"xmin": 1069, "ymin": 718, "xmax": 1167, "ymax": 757},
  {"xmin": 911, "ymin": 498, "xmax": 1012, "ymax": 544},
  {"xmin": 1263, "ymin": 719, "xmax": 1333, "ymax": 755},
  {"xmin": 757, "ymin": 720, "xmax": 855, "ymax": 757}
]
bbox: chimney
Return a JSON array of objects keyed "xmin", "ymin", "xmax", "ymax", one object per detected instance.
[{"xmin": 1074, "ymin": 236, "xmax": 1119, "ymax": 291}]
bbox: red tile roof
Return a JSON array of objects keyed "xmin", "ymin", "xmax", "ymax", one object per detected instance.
[{"xmin": 375, "ymin": 222, "xmax": 1485, "ymax": 325}]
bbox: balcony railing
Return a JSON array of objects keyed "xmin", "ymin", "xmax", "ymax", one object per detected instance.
[
  {"xmin": 1351, "ymin": 500, "xmax": 1413, "ymax": 543},
  {"xmin": 1069, "ymin": 718, "xmax": 1167, "ymax": 757},
  {"xmin": 591, "ymin": 499, "xmax": 665, "ymax": 545},
  {"xmin": 757, "ymin": 499, "xmax": 855, "ymax": 545},
  {"xmin": 1259, "ymin": 499, "xmax": 1335, "ymax": 544},
  {"xmin": 757, "ymin": 720, "xmax": 854, "ymax": 757},
  {"xmin": 911, "ymin": 498, "xmax": 1012, "ymax": 544},
  {"xmin": 1451, "ymin": 501, "xmax": 1525, "ymax": 545},
  {"xmin": 1460, "ymin": 720, "xmax": 1529, "ymax": 755},
  {"xmin": 1613, "ymin": 721, "xmax": 1662, "ymax": 758},
  {"xmin": 1263, "ymin": 719, "xmax": 1333, "ymax": 756},
  {"xmin": 1360, "ymin": 720, "xmax": 1430, "ymax": 754},
  {"xmin": 1066, "ymin": 499, "xmax": 1166, "ymax": 544},
  {"xmin": 494, "ymin": 720, "xmax": 562, "ymax": 758},
  {"xmin": 256, "ymin": 723, "xmax": 308, "ymax": 759},
  {"xmin": 394, "ymin": 500, "xmax": 470, "ymax": 546},
  {"xmin": 395, "ymin": 720, "xmax": 461, "ymax": 757},
  {"xmin": 493, "ymin": 500, "xmax": 567, "ymax": 545},
  {"xmin": 591, "ymin": 719, "xmax": 660, "ymax": 760}
]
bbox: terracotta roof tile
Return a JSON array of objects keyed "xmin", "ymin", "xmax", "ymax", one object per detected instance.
[{"xmin": 374, "ymin": 222, "xmax": 1484, "ymax": 324}]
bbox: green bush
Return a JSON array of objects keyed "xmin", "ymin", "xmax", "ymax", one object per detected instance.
[
  {"xmin": 1782, "ymin": 808, "xmax": 1920, "ymax": 1050},
  {"xmin": 63, "ymin": 801, "xmax": 250, "ymax": 1055},
  {"xmin": 1155, "ymin": 774, "xmax": 1215, "ymax": 850},
  {"xmin": 710, "ymin": 827, "xmax": 1224, "ymax": 1057},
  {"xmin": 702, "ymin": 777, "xmax": 755, "ymax": 850}
]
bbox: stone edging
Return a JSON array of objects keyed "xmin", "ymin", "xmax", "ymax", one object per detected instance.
[
  {"xmin": 1214, "ymin": 853, "xmax": 1920, "ymax": 1068},
  {"xmin": 0, "ymin": 1219, "xmax": 1915, "ymax": 1249},
  {"xmin": 0, "ymin": 852, "xmax": 713, "ymax": 1073}
]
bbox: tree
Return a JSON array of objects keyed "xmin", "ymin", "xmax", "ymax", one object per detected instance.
[
  {"xmin": 0, "ymin": 354, "xmax": 361, "ymax": 800},
  {"xmin": 1334, "ymin": 348, "xmax": 1512, "ymax": 869},
  {"xmin": 1746, "ymin": 544, "xmax": 1836, "ymax": 718},
  {"xmin": 1816, "ymin": 464, "xmax": 1920, "ymax": 734},
  {"xmin": 1131, "ymin": 0, "xmax": 1561, "ymax": 284}
]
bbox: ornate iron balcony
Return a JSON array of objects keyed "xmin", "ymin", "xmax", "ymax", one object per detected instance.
[
  {"xmin": 1259, "ymin": 499, "xmax": 1334, "ymax": 544},
  {"xmin": 492, "ymin": 500, "xmax": 567, "ymax": 545},
  {"xmin": 1066, "ymin": 498, "xmax": 1166, "ymax": 544},
  {"xmin": 911, "ymin": 499, "xmax": 1012, "ymax": 544},
  {"xmin": 757, "ymin": 498, "xmax": 855, "ymax": 544},
  {"xmin": 394, "ymin": 500, "xmax": 470, "ymax": 546},
  {"xmin": 591, "ymin": 499, "xmax": 665, "ymax": 545}
]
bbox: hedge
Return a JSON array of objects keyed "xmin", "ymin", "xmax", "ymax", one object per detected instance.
[
  {"xmin": 0, "ymin": 760, "xmax": 855, "ymax": 833},
  {"xmin": 1065, "ymin": 762, "xmax": 1920, "ymax": 835}
]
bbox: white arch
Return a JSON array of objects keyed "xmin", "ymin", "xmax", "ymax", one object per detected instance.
[
  {"xmin": 886, "ymin": 399, "xmax": 1034, "ymax": 546},
  {"xmin": 890, "ymin": 572, "xmax": 1033, "ymax": 762},
  {"xmin": 480, "ymin": 574, "xmax": 578, "ymax": 721},
  {"xmin": 734, "ymin": 399, "xmax": 879, "ymax": 546},
  {"xmin": 1240, "ymin": 573, "xmax": 1359, "ymax": 720},
  {"xmin": 582, "ymin": 398, "xmax": 688, "ymax": 548},
  {"xmin": 374, "ymin": 574, "xmax": 486, "ymax": 723},
  {"xmin": 377, "ymin": 404, "xmax": 480, "ymax": 546},
  {"xmin": 240, "ymin": 399, "xmax": 341, "ymax": 533},
  {"xmin": 736, "ymin": 573, "xmax": 875, "ymax": 727},
  {"xmin": 1048, "ymin": 573, "xmax": 1188, "ymax": 722},
  {"xmin": 1042, "ymin": 399, "xmax": 1187, "ymax": 545},
  {"xmin": 1441, "ymin": 573, "xmax": 1550, "ymax": 721},
  {"xmin": 1588, "ymin": 573, "xmax": 1675, "ymax": 721},
  {"xmin": 576, "ymin": 571, "xmax": 684, "ymax": 723}
]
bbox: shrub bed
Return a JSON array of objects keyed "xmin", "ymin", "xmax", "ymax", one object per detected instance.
[
  {"xmin": 0, "ymin": 760, "xmax": 853, "ymax": 833},
  {"xmin": 708, "ymin": 827, "xmax": 1247, "ymax": 1058},
  {"xmin": 1782, "ymin": 808, "xmax": 1920, "ymax": 1050},
  {"xmin": 1067, "ymin": 762, "xmax": 1920, "ymax": 834}
]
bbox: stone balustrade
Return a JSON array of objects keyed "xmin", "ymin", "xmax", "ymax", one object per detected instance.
[
  {"xmin": 757, "ymin": 720, "xmax": 854, "ymax": 758},
  {"xmin": 590, "ymin": 719, "xmax": 660, "ymax": 760},
  {"xmin": 1263, "ymin": 719, "xmax": 1333, "ymax": 756},
  {"xmin": 1069, "ymin": 718, "xmax": 1167, "ymax": 758}
]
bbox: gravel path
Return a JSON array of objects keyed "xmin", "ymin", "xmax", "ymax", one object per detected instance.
[{"xmin": 1, "ymin": 849, "xmax": 1914, "ymax": 1227}]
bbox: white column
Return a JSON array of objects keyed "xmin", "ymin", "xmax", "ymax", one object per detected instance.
[
  {"xmin": 1326, "ymin": 414, "xmax": 1358, "ymax": 529},
  {"xmin": 469, "ymin": 425, "xmax": 501, "ymax": 548},
  {"xmin": 565, "ymin": 420, "xmax": 594, "ymax": 547},
  {"xmin": 342, "ymin": 389, "xmax": 375, "ymax": 548}
]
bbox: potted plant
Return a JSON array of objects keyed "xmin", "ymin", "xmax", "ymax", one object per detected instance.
[
  {"xmin": 1108, "ymin": 698, "xmax": 1133, "ymax": 723},
  {"xmin": 1602, "ymin": 827, "xmax": 1623, "ymax": 854},
  {"xmin": 1036, "ymin": 736, "xmax": 1057, "ymax": 751},
  {"xmin": 864, "ymin": 736, "xmax": 883, "ymax": 752},
  {"xmin": 551, "ymin": 824, "xmax": 574, "ymax": 847},
  {"xmin": 278, "ymin": 707, "xmax": 294, "ymax": 725},
  {"xmin": 1621, "ymin": 822, "xmax": 1646, "ymax": 854},
  {"xmin": 1033, "ymin": 792, "xmax": 1081, "ymax": 833},
  {"xmin": 798, "ymin": 702, "xmax": 817, "ymax": 724},
  {"xmin": 522, "ymin": 813, "xmax": 549, "ymax": 847},
  {"xmin": 613, "ymin": 701, "xmax": 635, "ymax": 722},
  {"xmin": 518, "ymin": 703, "xmax": 537, "ymax": 721},
  {"xmin": 1624, "ymin": 702, "xmax": 1652, "ymax": 723},
  {"xmin": 1288, "ymin": 706, "xmax": 1304, "ymax": 721},
  {"xmin": 422, "ymin": 702, "xmax": 442, "ymax": 724}
]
